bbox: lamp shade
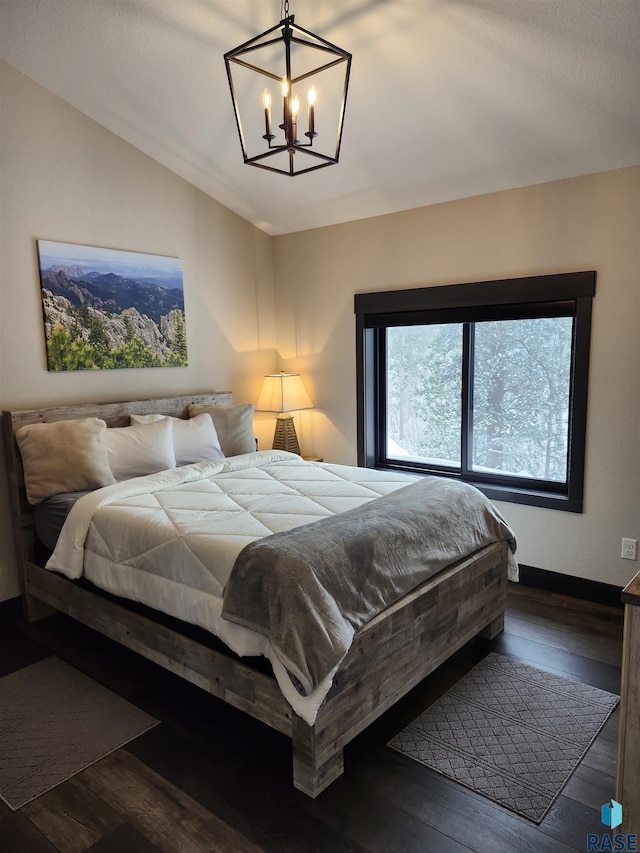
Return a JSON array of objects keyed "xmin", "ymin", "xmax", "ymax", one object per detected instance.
[{"xmin": 256, "ymin": 372, "xmax": 313, "ymax": 413}]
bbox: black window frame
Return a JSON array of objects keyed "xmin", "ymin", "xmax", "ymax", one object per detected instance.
[{"xmin": 355, "ymin": 272, "xmax": 596, "ymax": 512}]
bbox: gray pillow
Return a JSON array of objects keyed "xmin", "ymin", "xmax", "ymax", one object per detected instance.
[{"xmin": 187, "ymin": 403, "xmax": 256, "ymax": 456}]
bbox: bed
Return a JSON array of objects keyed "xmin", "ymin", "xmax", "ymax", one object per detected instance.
[{"xmin": 3, "ymin": 392, "xmax": 515, "ymax": 797}]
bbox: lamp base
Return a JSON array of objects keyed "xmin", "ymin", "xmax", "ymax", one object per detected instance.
[{"xmin": 272, "ymin": 413, "xmax": 301, "ymax": 455}]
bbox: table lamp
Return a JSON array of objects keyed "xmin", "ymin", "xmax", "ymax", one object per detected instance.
[{"xmin": 256, "ymin": 371, "xmax": 313, "ymax": 455}]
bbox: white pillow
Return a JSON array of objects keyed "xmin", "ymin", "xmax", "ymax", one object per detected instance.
[
  {"xmin": 104, "ymin": 418, "xmax": 176, "ymax": 481},
  {"xmin": 187, "ymin": 403, "xmax": 256, "ymax": 456},
  {"xmin": 130, "ymin": 412, "xmax": 224, "ymax": 465}
]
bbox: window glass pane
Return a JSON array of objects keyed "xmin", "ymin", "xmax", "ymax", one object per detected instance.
[
  {"xmin": 386, "ymin": 324, "xmax": 462, "ymax": 466},
  {"xmin": 471, "ymin": 317, "xmax": 573, "ymax": 482}
]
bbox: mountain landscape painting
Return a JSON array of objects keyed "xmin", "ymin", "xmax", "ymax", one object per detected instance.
[{"xmin": 37, "ymin": 240, "xmax": 188, "ymax": 371}]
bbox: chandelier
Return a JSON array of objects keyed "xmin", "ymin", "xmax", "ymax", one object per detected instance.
[{"xmin": 224, "ymin": 1, "xmax": 352, "ymax": 176}]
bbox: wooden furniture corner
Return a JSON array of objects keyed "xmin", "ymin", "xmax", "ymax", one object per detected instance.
[{"xmin": 617, "ymin": 569, "xmax": 640, "ymax": 834}]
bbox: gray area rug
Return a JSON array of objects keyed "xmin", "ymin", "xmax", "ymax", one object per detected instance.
[
  {"xmin": 0, "ymin": 656, "xmax": 159, "ymax": 810},
  {"xmin": 389, "ymin": 652, "xmax": 619, "ymax": 822}
]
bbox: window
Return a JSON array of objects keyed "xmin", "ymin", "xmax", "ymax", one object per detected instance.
[{"xmin": 355, "ymin": 272, "xmax": 595, "ymax": 511}]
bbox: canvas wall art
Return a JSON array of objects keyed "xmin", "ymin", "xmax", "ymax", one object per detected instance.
[{"xmin": 37, "ymin": 240, "xmax": 188, "ymax": 371}]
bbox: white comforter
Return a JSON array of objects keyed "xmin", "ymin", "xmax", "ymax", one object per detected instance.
[{"xmin": 47, "ymin": 451, "xmax": 429, "ymax": 723}]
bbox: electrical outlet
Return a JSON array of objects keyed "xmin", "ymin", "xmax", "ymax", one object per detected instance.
[{"xmin": 621, "ymin": 538, "xmax": 637, "ymax": 560}]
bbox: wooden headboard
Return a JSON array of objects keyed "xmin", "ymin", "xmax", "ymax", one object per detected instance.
[{"xmin": 2, "ymin": 392, "xmax": 232, "ymax": 599}]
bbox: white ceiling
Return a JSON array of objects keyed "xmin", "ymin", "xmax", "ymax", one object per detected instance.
[{"xmin": 1, "ymin": 0, "xmax": 639, "ymax": 235}]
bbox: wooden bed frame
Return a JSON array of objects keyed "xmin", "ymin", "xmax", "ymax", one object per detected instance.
[{"xmin": 3, "ymin": 393, "xmax": 509, "ymax": 798}]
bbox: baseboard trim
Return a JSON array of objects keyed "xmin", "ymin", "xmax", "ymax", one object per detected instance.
[{"xmin": 517, "ymin": 564, "xmax": 624, "ymax": 609}]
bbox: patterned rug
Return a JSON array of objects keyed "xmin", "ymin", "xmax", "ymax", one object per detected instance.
[
  {"xmin": 0, "ymin": 657, "xmax": 159, "ymax": 810},
  {"xmin": 389, "ymin": 652, "xmax": 619, "ymax": 822}
]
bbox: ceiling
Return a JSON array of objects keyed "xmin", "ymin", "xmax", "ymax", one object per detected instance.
[{"xmin": 1, "ymin": 1, "xmax": 639, "ymax": 236}]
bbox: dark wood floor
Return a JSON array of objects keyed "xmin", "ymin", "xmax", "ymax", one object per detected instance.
[{"xmin": 0, "ymin": 583, "xmax": 624, "ymax": 852}]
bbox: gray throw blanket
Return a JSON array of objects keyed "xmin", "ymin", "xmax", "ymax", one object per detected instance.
[{"xmin": 222, "ymin": 476, "xmax": 516, "ymax": 697}]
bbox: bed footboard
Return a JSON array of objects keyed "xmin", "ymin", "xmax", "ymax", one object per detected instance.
[
  {"xmin": 21, "ymin": 540, "xmax": 507, "ymax": 798},
  {"xmin": 291, "ymin": 539, "xmax": 508, "ymax": 797}
]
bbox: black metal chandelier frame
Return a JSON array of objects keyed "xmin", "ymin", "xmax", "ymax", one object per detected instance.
[{"xmin": 224, "ymin": 12, "xmax": 352, "ymax": 176}]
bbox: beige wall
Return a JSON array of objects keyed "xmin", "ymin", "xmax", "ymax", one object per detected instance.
[
  {"xmin": 0, "ymin": 62, "xmax": 278, "ymax": 600},
  {"xmin": 273, "ymin": 167, "xmax": 640, "ymax": 587}
]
